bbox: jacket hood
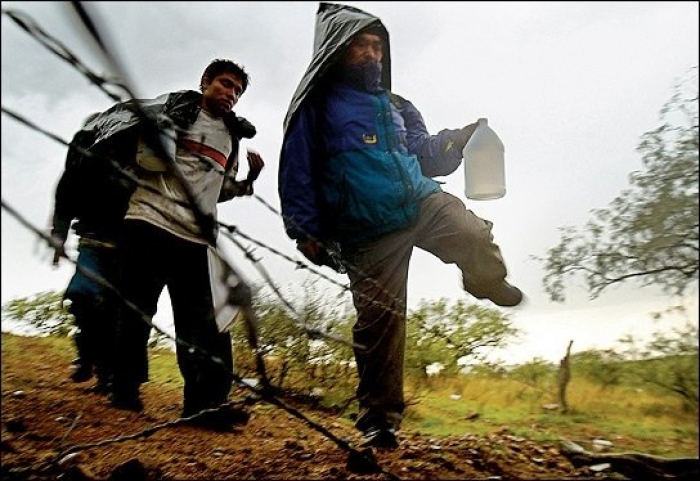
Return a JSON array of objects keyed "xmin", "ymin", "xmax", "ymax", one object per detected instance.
[{"xmin": 282, "ymin": 2, "xmax": 391, "ymax": 132}]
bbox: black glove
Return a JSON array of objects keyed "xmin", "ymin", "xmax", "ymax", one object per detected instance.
[{"xmin": 454, "ymin": 122, "xmax": 478, "ymax": 151}]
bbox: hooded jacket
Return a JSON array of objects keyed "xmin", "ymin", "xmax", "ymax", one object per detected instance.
[
  {"xmin": 279, "ymin": 2, "xmax": 467, "ymax": 247},
  {"xmin": 282, "ymin": 2, "xmax": 392, "ymax": 132}
]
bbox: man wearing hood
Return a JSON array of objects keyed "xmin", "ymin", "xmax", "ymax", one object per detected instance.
[{"xmin": 279, "ymin": 3, "xmax": 522, "ymax": 448}]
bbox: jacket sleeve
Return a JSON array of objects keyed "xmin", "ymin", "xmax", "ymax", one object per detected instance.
[
  {"xmin": 278, "ymin": 103, "xmax": 321, "ymax": 241},
  {"xmin": 399, "ymin": 96, "xmax": 465, "ymax": 178},
  {"xmin": 51, "ymin": 136, "xmax": 84, "ymax": 242}
]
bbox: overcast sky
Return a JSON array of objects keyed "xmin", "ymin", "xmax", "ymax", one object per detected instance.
[{"xmin": 2, "ymin": 1, "xmax": 698, "ymax": 364}]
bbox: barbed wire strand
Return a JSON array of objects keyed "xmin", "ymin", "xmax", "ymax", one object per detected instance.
[
  {"xmin": 2, "ymin": 199, "xmax": 400, "ymax": 479},
  {"xmin": 2, "ymin": 3, "xmax": 425, "ymax": 347},
  {"xmin": 2, "ymin": 5, "xmax": 405, "ymax": 478},
  {"xmin": 1, "ymin": 4, "xmax": 482, "ymax": 454},
  {"xmin": 0, "ymin": 104, "xmax": 350, "ymax": 352},
  {"xmin": 3, "ymin": 4, "xmax": 476, "ymax": 385},
  {"xmin": 219, "ymin": 226, "xmax": 364, "ymax": 349},
  {"xmin": 225, "ymin": 221, "xmax": 475, "ymax": 353},
  {"xmin": 1, "ymin": 8, "xmax": 129, "ymax": 103}
]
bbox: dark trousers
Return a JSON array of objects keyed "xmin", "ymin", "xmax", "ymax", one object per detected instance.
[
  {"xmin": 112, "ymin": 220, "xmax": 233, "ymax": 414},
  {"xmin": 65, "ymin": 243, "xmax": 120, "ymax": 383}
]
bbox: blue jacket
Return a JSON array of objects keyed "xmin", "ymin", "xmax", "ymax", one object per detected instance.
[{"xmin": 280, "ymin": 83, "xmax": 465, "ymax": 246}]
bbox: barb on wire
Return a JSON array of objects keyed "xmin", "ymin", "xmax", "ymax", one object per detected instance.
[
  {"xmin": 58, "ymin": 413, "xmax": 81, "ymax": 449},
  {"xmin": 2, "ymin": 8, "xmax": 128, "ymax": 102},
  {"xmin": 219, "ymin": 225, "xmax": 364, "ymax": 350}
]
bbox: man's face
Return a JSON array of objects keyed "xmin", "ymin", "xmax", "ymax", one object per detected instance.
[
  {"xmin": 201, "ymin": 72, "xmax": 244, "ymax": 117},
  {"xmin": 343, "ymin": 32, "xmax": 384, "ymax": 66}
]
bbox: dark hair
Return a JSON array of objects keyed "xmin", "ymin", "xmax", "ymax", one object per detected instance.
[{"xmin": 200, "ymin": 59, "xmax": 250, "ymax": 93}]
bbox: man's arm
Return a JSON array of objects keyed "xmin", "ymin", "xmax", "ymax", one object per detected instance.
[
  {"xmin": 218, "ymin": 150, "xmax": 264, "ymax": 201},
  {"xmin": 398, "ymin": 95, "xmax": 477, "ymax": 178}
]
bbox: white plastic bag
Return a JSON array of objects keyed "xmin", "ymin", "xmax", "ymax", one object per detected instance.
[{"xmin": 207, "ymin": 247, "xmax": 248, "ymax": 332}]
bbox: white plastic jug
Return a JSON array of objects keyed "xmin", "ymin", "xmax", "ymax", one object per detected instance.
[{"xmin": 463, "ymin": 118, "xmax": 506, "ymax": 200}]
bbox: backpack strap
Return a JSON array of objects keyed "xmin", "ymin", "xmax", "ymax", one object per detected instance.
[{"xmin": 388, "ymin": 91, "xmax": 406, "ymax": 110}]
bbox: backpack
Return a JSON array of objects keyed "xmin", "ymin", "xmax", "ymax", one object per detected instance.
[{"xmin": 60, "ymin": 117, "xmax": 138, "ymax": 240}]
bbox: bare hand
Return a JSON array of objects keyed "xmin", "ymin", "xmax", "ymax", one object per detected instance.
[
  {"xmin": 296, "ymin": 238, "xmax": 324, "ymax": 265},
  {"xmin": 246, "ymin": 149, "xmax": 265, "ymax": 182}
]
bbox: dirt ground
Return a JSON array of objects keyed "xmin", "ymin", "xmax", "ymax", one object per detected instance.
[{"xmin": 0, "ymin": 334, "xmax": 626, "ymax": 480}]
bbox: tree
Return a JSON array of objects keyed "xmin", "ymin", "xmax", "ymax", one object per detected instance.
[
  {"xmin": 2, "ymin": 290, "xmax": 74, "ymax": 337},
  {"xmin": 540, "ymin": 68, "xmax": 698, "ymax": 302},
  {"xmin": 617, "ymin": 320, "xmax": 698, "ymax": 411},
  {"xmin": 569, "ymin": 348, "xmax": 628, "ymax": 389},
  {"xmin": 231, "ymin": 280, "xmax": 357, "ymax": 398},
  {"xmin": 404, "ymin": 297, "xmax": 520, "ymax": 380}
]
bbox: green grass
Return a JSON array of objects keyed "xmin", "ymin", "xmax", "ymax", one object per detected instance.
[
  {"xmin": 1, "ymin": 332, "xmax": 183, "ymax": 387},
  {"xmin": 149, "ymin": 350, "xmax": 185, "ymax": 388},
  {"xmin": 401, "ymin": 377, "xmax": 698, "ymax": 458}
]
